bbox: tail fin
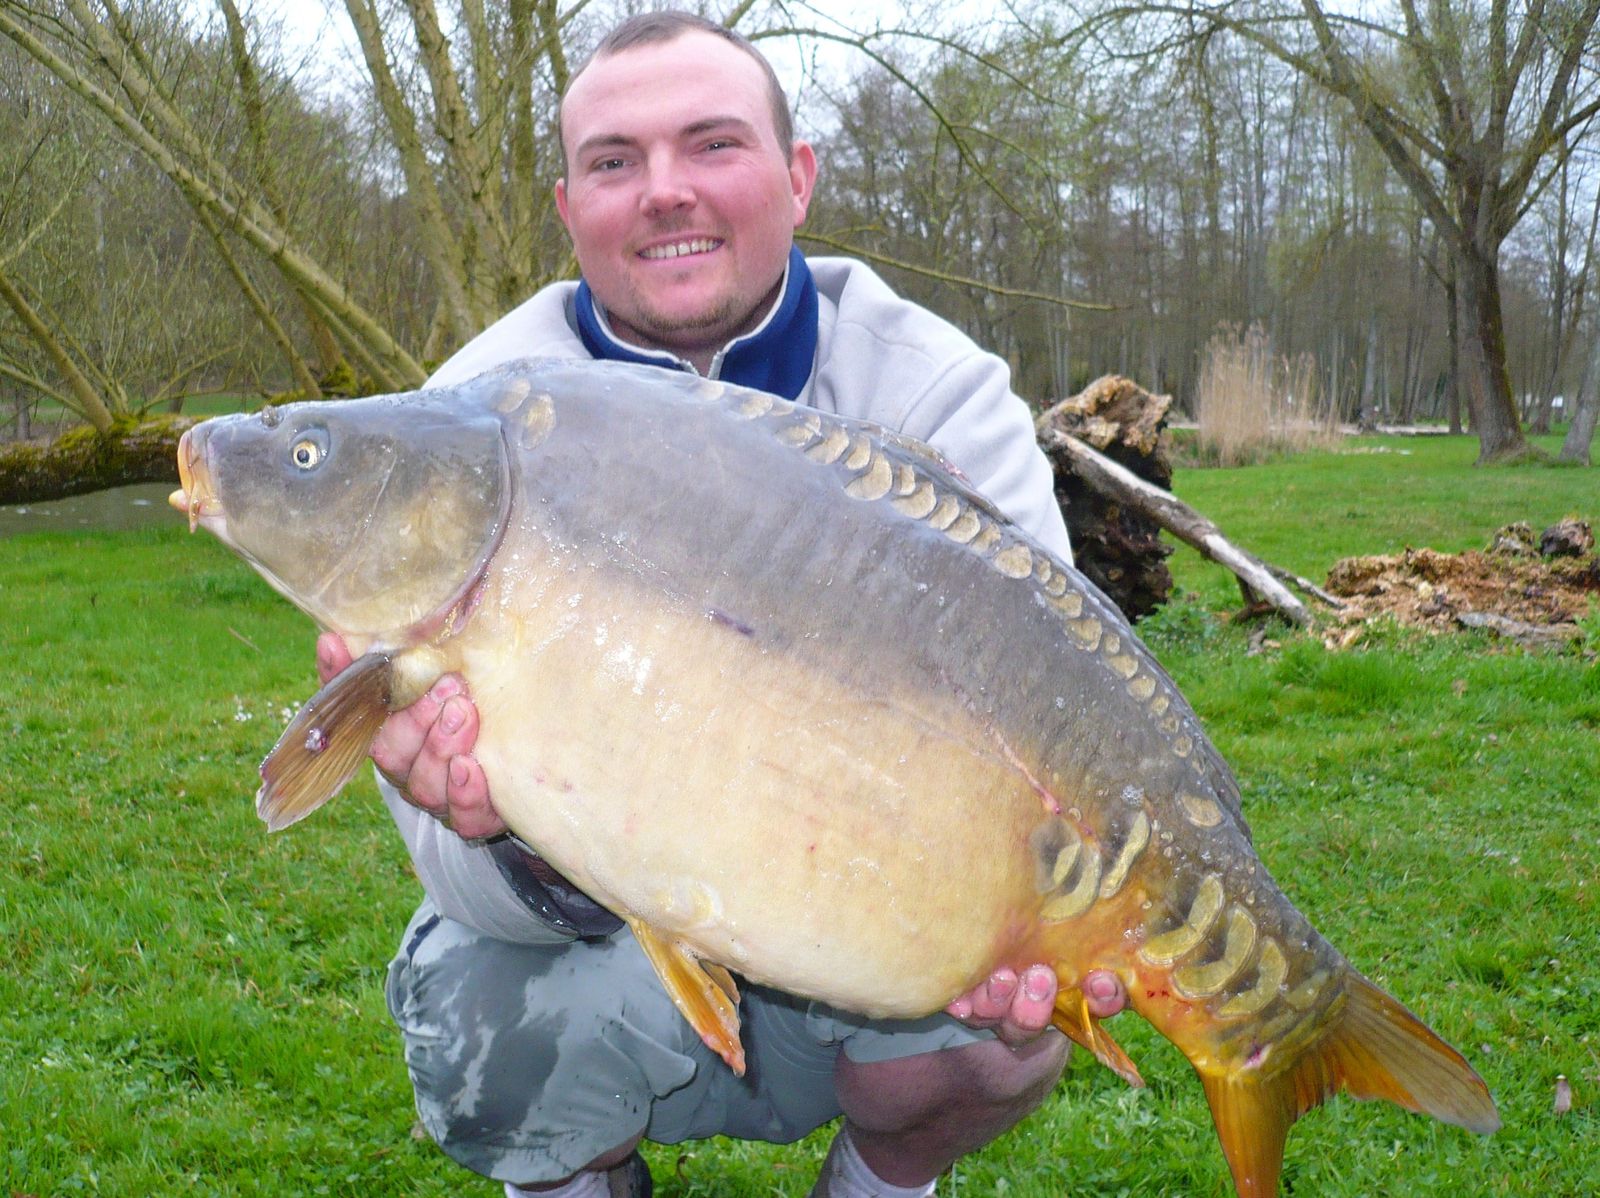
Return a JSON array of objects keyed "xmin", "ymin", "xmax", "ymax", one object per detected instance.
[{"xmin": 1199, "ymin": 972, "xmax": 1498, "ymax": 1197}]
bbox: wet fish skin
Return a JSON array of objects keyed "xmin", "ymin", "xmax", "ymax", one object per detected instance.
[{"xmin": 172, "ymin": 358, "xmax": 1498, "ymax": 1196}]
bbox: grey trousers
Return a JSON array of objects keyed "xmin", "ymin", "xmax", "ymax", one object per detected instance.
[{"xmin": 385, "ymin": 898, "xmax": 990, "ymax": 1185}]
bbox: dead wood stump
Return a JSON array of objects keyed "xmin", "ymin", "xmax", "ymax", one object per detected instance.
[{"xmin": 1037, "ymin": 375, "xmax": 1175, "ymax": 622}]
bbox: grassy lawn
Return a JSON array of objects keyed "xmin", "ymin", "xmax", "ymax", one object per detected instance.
[{"xmin": 2, "ymin": 432, "xmax": 1595, "ymax": 1195}]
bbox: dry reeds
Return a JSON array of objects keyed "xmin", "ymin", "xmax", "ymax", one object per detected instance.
[{"xmin": 1192, "ymin": 324, "xmax": 1341, "ymax": 466}]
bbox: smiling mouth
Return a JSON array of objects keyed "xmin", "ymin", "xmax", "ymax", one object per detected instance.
[{"xmin": 639, "ymin": 237, "xmax": 722, "ymax": 260}]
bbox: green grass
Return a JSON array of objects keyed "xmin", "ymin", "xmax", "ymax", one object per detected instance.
[
  {"xmin": 1166, "ymin": 431, "xmax": 1586, "ymax": 608},
  {"xmin": 2, "ymin": 432, "xmax": 1596, "ymax": 1195}
]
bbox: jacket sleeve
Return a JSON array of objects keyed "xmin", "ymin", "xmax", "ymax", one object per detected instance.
[{"xmin": 897, "ymin": 351, "xmax": 1074, "ymax": 565}]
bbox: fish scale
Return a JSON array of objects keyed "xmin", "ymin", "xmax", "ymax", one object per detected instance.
[{"xmin": 172, "ymin": 357, "xmax": 1498, "ymax": 1198}]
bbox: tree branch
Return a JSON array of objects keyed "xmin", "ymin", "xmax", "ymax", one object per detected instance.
[
  {"xmin": 0, "ymin": 262, "xmax": 117, "ymax": 432},
  {"xmin": 797, "ymin": 229, "xmax": 1116, "ymax": 311},
  {"xmin": 1036, "ymin": 422, "xmax": 1313, "ymax": 626}
]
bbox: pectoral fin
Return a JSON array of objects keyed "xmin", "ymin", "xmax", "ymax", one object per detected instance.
[
  {"xmin": 626, "ymin": 917, "xmax": 746, "ymax": 1075},
  {"xmin": 257, "ymin": 651, "xmax": 392, "ymax": 831},
  {"xmin": 1052, "ymin": 987, "xmax": 1144, "ymax": 1087}
]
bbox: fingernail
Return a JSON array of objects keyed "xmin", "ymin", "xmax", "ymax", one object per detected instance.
[
  {"xmin": 449, "ymin": 758, "xmax": 470, "ymax": 787},
  {"xmin": 1087, "ymin": 973, "xmax": 1117, "ymax": 1001},
  {"xmin": 440, "ymin": 697, "xmax": 466, "ymax": 734},
  {"xmin": 431, "ymin": 676, "xmax": 461, "ymax": 703},
  {"xmin": 1025, "ymin": 968, "xmax": 1054, "ymax": 1001},
  {"xmin": 988, "ymin": 971, "xmax": 1015, "ymax": 999}
]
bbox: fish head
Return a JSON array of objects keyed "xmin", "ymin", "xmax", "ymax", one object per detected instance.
[{"xmin": 171, "ymin": 388, "xmax": 511, "ymax": 640}]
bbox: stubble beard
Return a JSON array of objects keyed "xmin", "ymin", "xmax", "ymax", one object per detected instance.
[{"xmin": 609, "ymin": 275, "xmax": 756, "ymax": 354}]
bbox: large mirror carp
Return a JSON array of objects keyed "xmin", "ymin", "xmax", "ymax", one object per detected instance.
[{"xmin": 171, "ymin": 359, "xmax": 1497, "ymax": 1196}]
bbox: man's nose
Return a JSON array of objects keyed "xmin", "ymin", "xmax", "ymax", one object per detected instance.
[{"xmin": 639, "ymin": 153, "xmax": 695, "ymax": 214}]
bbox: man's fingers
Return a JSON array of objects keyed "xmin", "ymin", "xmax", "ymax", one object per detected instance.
[
  {"xmin": 396, "ymin": 688, "xmax": 477, "ymax": 811},
  {"xmin": 974, "ymin": 969, "xmax": 1018, "ymax": 1022},
  {"xmin": 1002, "ymin": 965, "xmax": 1058, "ymax": 1036},
  {"xmin": 946, "ymin": 964, "xmax": 1126, "ymax": 1048},
  {"xmin": 442, "ymin": 756, "xmax": 504, "ymax": 840},
  {"xmin": 315, "ymin": 632, "xmax": 352, "ymax": 686},
  {"xmin": 368, "ymin": 677, "xmax": 463, "ymax": 805},
  {"xmin": 1083, "ymin": 969, "xmax": 1127, "ymax": 1020},
  {"xmin": 325, "ymin": 647, "xmax": 500, "ymax": 841}
]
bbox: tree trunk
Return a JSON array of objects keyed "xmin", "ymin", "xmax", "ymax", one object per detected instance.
[
  {"xmin": 0, "ymin": 266, "xmax": 119, "ymax": 433},
  {"xmin": 1035, "ymin": 396, "xmax": 1313, "ymax": 627},
  {"xmin": 0, "ymin": 414, "xmax": 194, "ymax": 505},
  {"xmin": 1452, "ymin": 242, "xmax": 1529, "ymax": 462},
  {"xmin": 1561, "ymin": 386, "xmax": 1599, "ymax": 465},
  {"xmin": 1442, "ymin": 267, "xmax": 1463, "ymax": 433},
  {"xmin": 1558, "ymin": 325, "xmax": 1600, "ymax": 464},
  {"xmin": 1359, "ymin": 310, "xmax": 1380, "ymax": 429}
]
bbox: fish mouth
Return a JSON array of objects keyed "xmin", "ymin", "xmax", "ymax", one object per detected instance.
[{"xmin": 169, "ymin": 426, "xmax": 221, "ymax": 532}]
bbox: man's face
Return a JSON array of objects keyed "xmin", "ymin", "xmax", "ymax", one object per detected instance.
[{"xmin": 556, "ymin": 32, "xmax": 817, "ymax": 362}]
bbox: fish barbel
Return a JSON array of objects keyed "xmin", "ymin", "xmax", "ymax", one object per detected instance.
[{"xmin": 171, "ymin": 359, "xmax": 1498, "ymax": 1195}]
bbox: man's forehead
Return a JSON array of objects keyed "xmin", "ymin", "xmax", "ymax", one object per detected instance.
[{"xmin": 563, "ymin": 31, "xmax": 772, "ymax": 128}]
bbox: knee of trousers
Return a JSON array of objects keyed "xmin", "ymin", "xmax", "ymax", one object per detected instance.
[{"xmin": 385, "ymin": 916, "xmax": 699, "ymax": 1182}]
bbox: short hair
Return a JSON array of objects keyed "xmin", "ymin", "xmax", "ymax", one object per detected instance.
[{"xmin": 560, "ymin": 10, "xmax": 795, "ymax": 163}]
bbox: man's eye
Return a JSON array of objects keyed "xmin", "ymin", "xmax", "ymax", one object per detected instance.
[{"xmin": 594, "ymin": 157, "xmax": 629, "ymax": 171}]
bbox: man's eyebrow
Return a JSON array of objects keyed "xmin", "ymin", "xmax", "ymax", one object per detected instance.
[
  {"xmin": 573, "ymin": 133, "xmax": 636, "ymax": 160},
  {"xmin": 681, "ymin": 116, "xmax": 757, "ymax": 138}
]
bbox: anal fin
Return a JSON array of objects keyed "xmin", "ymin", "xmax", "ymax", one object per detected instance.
[
  {"xmin": 257, "ymin": 651, "xmax": 392, "ymax": 831},
  {"xmin": 1053, "ymin": 986, "xmax": 1144, "ymax": 1087},
  {"xmin": 627, "ymin": 917, "xmax": 746, "ymax": 1075}
]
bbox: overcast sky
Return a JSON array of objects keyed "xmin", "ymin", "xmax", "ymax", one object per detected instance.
[{"xmin": 247, "ymin": 0, "xmax": 922, "ymax": 118}]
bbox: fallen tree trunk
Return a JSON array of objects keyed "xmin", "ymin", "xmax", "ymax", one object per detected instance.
[
  {"xmin": 0, "ymin": 414, "xmax": 194, "ymax": 506},
  {"xmin": 1037, "ymin": 377, "xmax": 1314, "ymax": 627}
]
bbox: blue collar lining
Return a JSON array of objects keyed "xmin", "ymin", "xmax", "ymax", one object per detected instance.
[{"xmin": 573, "ymin": 246, "xmax": 817, "ymax": 400}]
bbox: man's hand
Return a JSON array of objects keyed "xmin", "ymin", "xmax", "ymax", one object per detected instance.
[
  {"xmin": 316, "ymin": 633, "xmax": 503, "ymax": 840},
  {"xmin": 945, "ymin": 966, "xmax": 1125, "ymax": 1047}
]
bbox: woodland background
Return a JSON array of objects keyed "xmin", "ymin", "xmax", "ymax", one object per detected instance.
[{"xmin": 3, "ymin": 0, "xmax": 1600, "ymax": 474}]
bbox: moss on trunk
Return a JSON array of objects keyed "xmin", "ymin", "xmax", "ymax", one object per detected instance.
[{"xmin": 0, "ymin": 414, "xmax": 197, "ymax": 506}]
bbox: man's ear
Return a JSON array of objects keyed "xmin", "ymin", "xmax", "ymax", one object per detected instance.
[
  {"xmin": 789, "ymin": 141, "xmax": 818, "ymax": 226},
  {"xmin": 554, "ymin": 177, "xmax": 571, "ymax": 231}
]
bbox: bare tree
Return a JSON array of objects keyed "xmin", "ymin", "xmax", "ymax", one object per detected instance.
[
  {"xmin": 1086, "ymin": 0, "xmax": 1600, "ymax": 462},
  {"xmin": 0, "ymin": 0, "xmax": 427, "ymax": 390}
]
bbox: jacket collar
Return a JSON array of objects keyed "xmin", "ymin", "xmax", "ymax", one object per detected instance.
[{"xmin": 573, "ymin": 247, "xmax": 818, "ymax": 400}]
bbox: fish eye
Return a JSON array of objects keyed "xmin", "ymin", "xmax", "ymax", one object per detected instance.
[{"xmin": 289, "ymin": 429, "xmax": 329, "ymax": 470}]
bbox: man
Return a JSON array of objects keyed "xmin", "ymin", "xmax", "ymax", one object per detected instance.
[{"xmin": 318, "ymin": 13, "xmax": 1127, "ymax": 1196}]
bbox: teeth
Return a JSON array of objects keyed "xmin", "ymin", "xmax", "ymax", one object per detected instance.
[{"xmin": 641, "ymin": 238, "xmax": 719, "ymax": 260}]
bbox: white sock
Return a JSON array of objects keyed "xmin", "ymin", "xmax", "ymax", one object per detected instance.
[
  {"xmin": 505, "ymin": 1172, "xmax": 608, "ymax": 1198},
  {"xmin": 811, "ymin": 1126, "xmax": 937, "ymax": 1198}
]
